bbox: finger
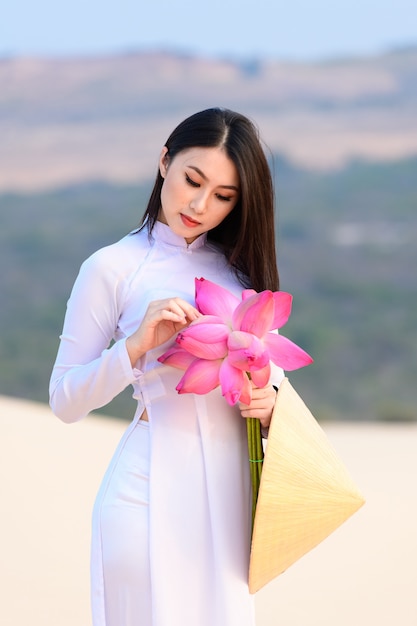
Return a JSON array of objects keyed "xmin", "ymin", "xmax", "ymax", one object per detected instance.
[
  {"xmin": 239, "ymin": 396, "xmax": 271, "ymax": 411},
  {"xmin": 240, "ymin": 409, "xmax": 268, "ymax": 420},
  {"xmin": 240, "ymin": 404, "xmax": 269, "ymax": 415},
  {"xmin": 145, "ymin": 302, "xmax": 184, "ymax": 324},
  {"xmin": 154, "ymin": 300, "xmax": 188, "ymax": 323},
  {"xmin": 239, "ymin": 397, "xmax": 275, "ymax": 417},
  {"xmin": 165, "ymin": 298, "xmax": 201, "ymax": 322},
  {"xmin": 240, "ymin": 407, "xmax": 273, "ymax": 428},
  {"xmin": 250, "ymin": 385, "xmax": 274, "ymax": 399}
]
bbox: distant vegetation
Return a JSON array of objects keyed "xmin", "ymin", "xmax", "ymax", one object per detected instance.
[{"xmin": 1, "ymin": 155, "xmax": 416, "ymax": 421}]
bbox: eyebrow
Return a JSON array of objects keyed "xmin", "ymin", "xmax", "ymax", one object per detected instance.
[{"xmin": 188, "ymin": 165, "xmax": 239, "ymax": 191}]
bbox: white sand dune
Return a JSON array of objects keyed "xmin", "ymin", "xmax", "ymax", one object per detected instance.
[{"xmin": 1, "ymin": 395, "xmax": 416, "ymax": 626}]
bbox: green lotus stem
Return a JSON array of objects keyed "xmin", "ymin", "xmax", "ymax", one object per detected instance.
[{"xmin": 247, "ymin": 416, "xmax": 264, "ymax": 535}]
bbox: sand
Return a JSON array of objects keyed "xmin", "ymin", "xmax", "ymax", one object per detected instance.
[{"xmin": 1, "ymin": 394, "xmax": 416, "ymax": 626}]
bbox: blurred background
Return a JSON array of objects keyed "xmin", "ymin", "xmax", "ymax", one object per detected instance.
[
  {"xmin": 1, "ymin": 3, "xmax": 417, "ymax": 626},
  {"xmin": 1, "ymin": 0, "xmax": 416, "ymax": 422}
]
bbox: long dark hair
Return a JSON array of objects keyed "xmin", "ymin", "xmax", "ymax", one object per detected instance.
[{"xmin": 140, "ymin": 108, "xmax": 279, "ymax": 292}]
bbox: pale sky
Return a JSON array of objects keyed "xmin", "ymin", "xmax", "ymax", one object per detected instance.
[{"xmin": 1, "ymin": 0, "xmax": 416, "ymax": 60}]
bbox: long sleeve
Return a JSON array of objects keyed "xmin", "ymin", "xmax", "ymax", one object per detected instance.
[{"xmin": 49, "ymin": 249, "xmax": 142, "ymax": 423}]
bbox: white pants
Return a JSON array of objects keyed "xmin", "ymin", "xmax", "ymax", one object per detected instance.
[{"xmin": 93, "ymin": 419, "xmax": 152, "ymax": 625}]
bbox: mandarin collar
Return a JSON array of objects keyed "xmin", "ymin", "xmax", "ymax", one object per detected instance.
[{"xmin": 152, "ymin": 221, "xmax": 207, "ymax": 250}]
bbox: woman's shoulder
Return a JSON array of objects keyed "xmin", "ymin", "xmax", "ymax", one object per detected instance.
[{"xmin": 81, "ymin": 228, "xmax": 151, "ymax": 277}]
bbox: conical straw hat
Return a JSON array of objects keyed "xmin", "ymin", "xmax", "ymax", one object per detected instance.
[{"xmin": 249, "ymin": 377, "xmax": 365, "ymax": 593}]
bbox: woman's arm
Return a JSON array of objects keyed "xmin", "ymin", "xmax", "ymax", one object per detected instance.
[
  {"xmin": 49, "ymin": 249, "xmax": 201, "ymax": 424},
  {"xmin": 49, "ymin": 251, "xmax": 139, "ymax": 423}
]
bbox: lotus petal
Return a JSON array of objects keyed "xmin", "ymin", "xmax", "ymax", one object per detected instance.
[
  {"xmin": 227, "ymin": 329, "xmax": 254, "ymax": 350},
  {"xmin": 271, "ymin": 292, "xmax": 293, "ymax": 330},
  {"xmin": 176, "ymin": 324, "xmax": 229, "ymax": 359},
  {"xmin": 242, "ymin": 289, "xmax": 257, "ymax": 300},
  {"xmin": 179, "ymin": 321, "xmax": 230, "ymax": 342},
  {"xmin": 227, "ymin": 331, "xmax": 270, "ymax": 371},
  {"xmin": 264, "ymin": 333, "xmax": 314, "ymax": 370},
  {"xmin": 239, "ymin": 370, "xmax": 253, "ymax": 405},
  {"xmin": 232, "ymin": 291, "xmax": 274, "ymax": 337},
  {"xmin": 176, "ymin": 358, "xmax": 222, "ymax": 395},
  {"xmin": 250, "ymin": 363, "xmax": 271, "ymax": 388},
  {"xmin": 195, "ymin": 277, "xmax": 239, "ymax": 321},
  {"xmin": 219, "ymin": 357, "xmax": 247, "ymax": 406},
  {"xmin": 158, "ymin": 345, "xmax": 196, "ymax": 370},
  {"xmin": 189, "ymin": 315, "xmax": 225, "ymax": 326}
]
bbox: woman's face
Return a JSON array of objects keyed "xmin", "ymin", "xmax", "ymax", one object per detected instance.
[{"xmin": 158, "ymin": 146, "xmax": 240, "ymax": 244}]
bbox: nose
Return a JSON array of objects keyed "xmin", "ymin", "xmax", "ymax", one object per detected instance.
[{"xmin": 190, "ymin": 189, "xmax": 209, "ymax": 214}]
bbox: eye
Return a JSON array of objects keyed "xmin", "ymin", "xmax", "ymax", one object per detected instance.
[
  {"xmin": 216, "ymin": 193, "xmax": 233, "ymax": 202},
  {"xmin": 185, "ymin": 173, "xmax": 199, "ymax": 187}
]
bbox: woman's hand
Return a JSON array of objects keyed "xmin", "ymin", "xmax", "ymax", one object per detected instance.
[
  {"xmin": 126, "ymin": 297, "xmax": 201, "ymax": 366},
  {"xmin": 238, "ymin": 382, "xmax": 277, "ymax": 429}
]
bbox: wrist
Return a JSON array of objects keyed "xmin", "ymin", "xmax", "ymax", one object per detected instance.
[{"xmin": 125, "ymin": 335, "xmax": 146, "ymax": 367}]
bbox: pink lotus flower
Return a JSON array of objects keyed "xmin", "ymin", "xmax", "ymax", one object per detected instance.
[{"xmin": 158, "ymin": 278, "xmax": 313, "ymax": 406}]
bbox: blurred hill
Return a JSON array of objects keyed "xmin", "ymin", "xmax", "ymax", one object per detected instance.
[{"xmin": 1, "ymin": 47, "xmax": 417, "ymax": 191}]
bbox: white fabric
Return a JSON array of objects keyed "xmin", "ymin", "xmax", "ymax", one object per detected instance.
[
  {"xmin": 50, "ymin": 221, "xmax": 284, "ymax": 626},
  {"xmin": 99, "ymin": 419, "xmax": 152, "ymax": 625}
]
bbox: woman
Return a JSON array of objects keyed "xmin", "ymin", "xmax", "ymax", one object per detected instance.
[{"xmin": 50, "ymin": 108, "xmax": 284, "ymax": 626}]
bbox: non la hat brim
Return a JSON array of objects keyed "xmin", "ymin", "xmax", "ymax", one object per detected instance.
[{"xmin": 248, "ymin": 377, "xmax": 365, "ymax": 594}]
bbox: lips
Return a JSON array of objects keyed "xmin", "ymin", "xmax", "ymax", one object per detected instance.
[{"xmin": 181, "ymin": 214, "xmax": 201, "ymax": 228}]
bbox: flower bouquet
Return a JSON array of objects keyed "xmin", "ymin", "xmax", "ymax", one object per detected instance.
[{"xmin": 158, "ymin": 278, "xmax": 313, "ymax": 529}]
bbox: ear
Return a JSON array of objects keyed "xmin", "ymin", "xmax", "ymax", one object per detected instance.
[{"xmin": 159, "ymin": 147, "xmax": 169, "ymax": 178}]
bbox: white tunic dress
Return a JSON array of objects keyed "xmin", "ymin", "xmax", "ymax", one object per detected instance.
[{"xmin": 49, "ymin": 222, "xmax": 283, "ymax": 626}]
